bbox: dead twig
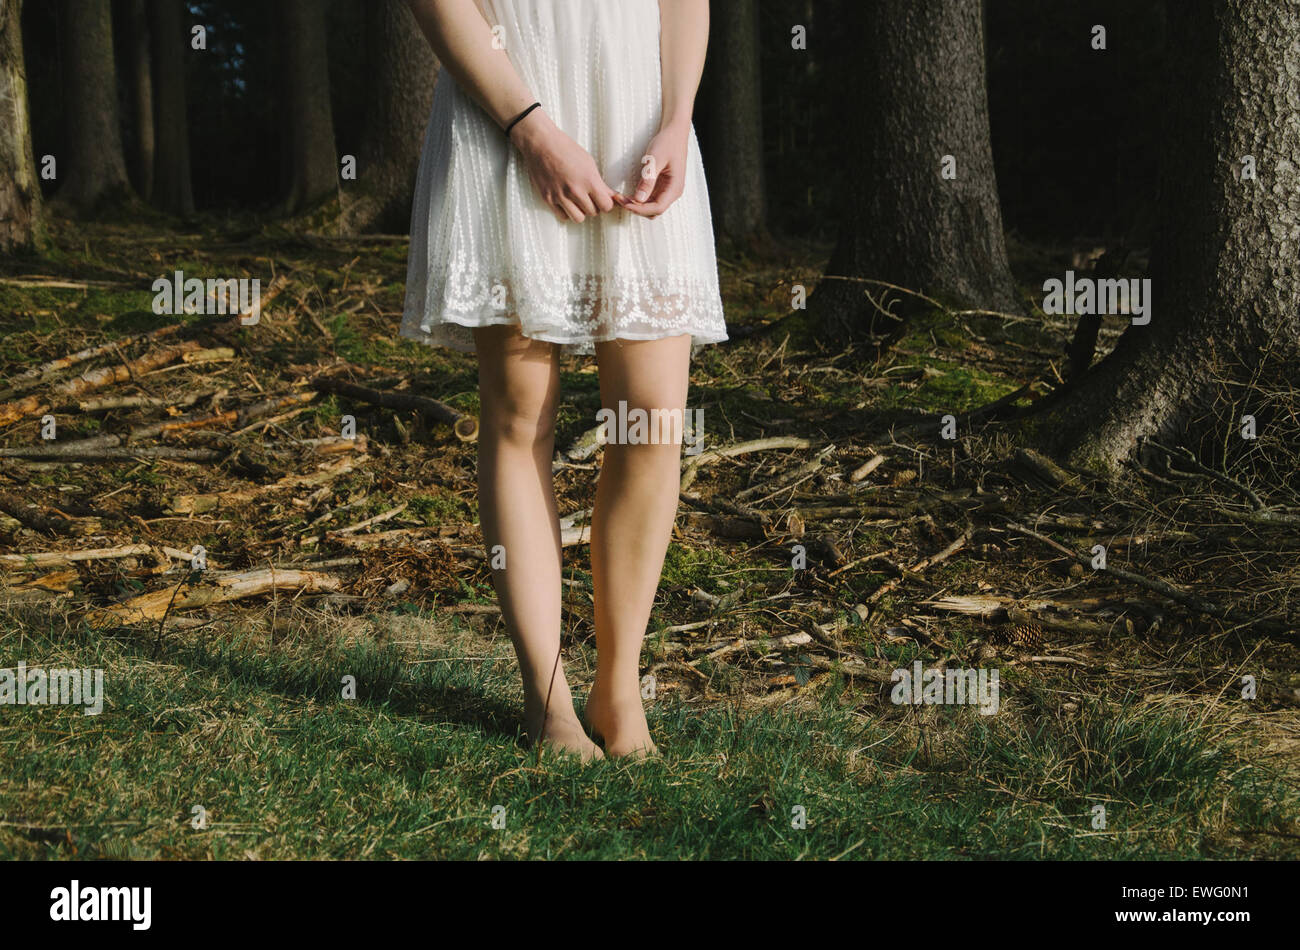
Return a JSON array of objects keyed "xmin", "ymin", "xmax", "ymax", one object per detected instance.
[{"xmin": 679, "ymin": 436, "xmax": 814, "ymax": 492}]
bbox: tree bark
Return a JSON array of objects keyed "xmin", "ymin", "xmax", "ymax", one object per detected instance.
[
  {"xmin": 127, "ymin": 0, "xmax": 154, "ymax": 199},
  {"xmin": 57, "ymin": 0, "xmax": 133, "ymax": 211},
  {"xmin": 700, "ymin": 0, "xmax": 767, "ymax": 245},
  {"xmin": 0, "ymin": 0, "xmax": 44, "ymax": 252},
  {"xmin": 813, "ymin": 0, "xmax": 1019, "ymax": 331},
  {"xmin": 148, "ymin": 0, "xmax": 193, "ymax": 215},
  {"xmin": 279, "ymin": 0, "xmax": 338, "ymax": 214},
  {"xmin": 339, "ymin": 0, "xmax": 438, "ymax": 234},
  {"xmin": 1033, "ymin": 0, "xmax": 1300, "ymax": 473}
]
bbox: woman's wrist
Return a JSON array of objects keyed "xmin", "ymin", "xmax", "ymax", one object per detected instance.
[
  {"xmin": 509, "ymin": 106, "xmax": 553, "ymax": 150},
  {"xmin": 658, "ymin": 111, "xmax": 692, "ymax": 135}
]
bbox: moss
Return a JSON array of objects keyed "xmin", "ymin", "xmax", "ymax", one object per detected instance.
[
  {"xmin": 445, "ymin": 389, "xmax": 479, "ymax": 414},
  {"xmin": 328, "ymin": 316, "xmax": 367, "ymax": 363},
  {"xmin": 408, "ymin": 492, "xmax": 473, "ymax": 525},
  {"xmin": 659, "ymin": 543, "xmax": 742, "ymax": 594}
]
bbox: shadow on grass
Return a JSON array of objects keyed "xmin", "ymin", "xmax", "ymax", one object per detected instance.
[{"xmin": 96, "ymin": 616, "xmax": 526, "ymax": 746}]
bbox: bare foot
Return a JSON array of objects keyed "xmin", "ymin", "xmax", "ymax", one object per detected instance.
[
  {"xmin": 584, "ymin": 684, "xmax": 658, "ymax": 759},
  {"xmin": 526, "ymin": 711, "xmax": 604, "ymax": 763}
]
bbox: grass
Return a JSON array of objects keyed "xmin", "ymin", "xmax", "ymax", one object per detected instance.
[{"xmin": 1, "ymin": 603, "xmax": 1293, "ymax": 860}]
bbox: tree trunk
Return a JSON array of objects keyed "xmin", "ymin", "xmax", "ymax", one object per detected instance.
[
  {"xmin": 339, "ymin": 0, "xmax": 438, "ymax": 234},
  {"xmin": 57, "ymin": 0, "xmax": 133, "ymax": 211},
  {"xmin": 279, "ymin": 0, "xmax": 338, "ymax": 214},
  {"xmin": 1033, "ymin": 0, "xmax": 1300, "ymax": 473},
  {"xmin": 148, "ymin": 0, "xmax": 193, "ymax": 215},
  {"xmin": 127, "ymin": 0, "xmax": 154, "ymax": 199},
  {"xmin": 700, "ymin": 0, "xmax": 767, "ymax": 246},
  {"xmin": 0, "ymin": 0, "xmax": 44, "ymax": 252},
  {"xmin": 813, "ymin": 0, "xmax": 1019, "ymax": 332}
]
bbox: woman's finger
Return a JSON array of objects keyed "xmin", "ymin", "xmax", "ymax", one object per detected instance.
[
  {"xmin": 624, "ymin": 177, "xmax": 681, "ymax": 217},
  {"xmin": 593, "ymin": 181, "xmax": 619, "ymax": 214},
  {"xmin": 633, "ymin": 173, "xmax": 659, "ymax": 203},
  {"xmin": 634, "ymin": 153, "xmax": 665, "ymax": 202},
  {"xmin": 629, "ymin": 200, "xmax": 669, "ymax": 216},
  {"xmin": 569, "ymin": 187, "xmax": 599, "ymax": 218},
  {"xmin": 557, "ymin": 196, "xmax": 585, "ymax": 222}
]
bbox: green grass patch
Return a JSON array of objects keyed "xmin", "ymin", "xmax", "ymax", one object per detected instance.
[{"xmin": 1, "ymin": 605, "xmax": 1293, "ymax": 859}]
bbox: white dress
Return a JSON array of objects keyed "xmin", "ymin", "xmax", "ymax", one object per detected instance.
[{"xmin": 401, "ymin": 0, "xmax": 728, "ymax": 356}]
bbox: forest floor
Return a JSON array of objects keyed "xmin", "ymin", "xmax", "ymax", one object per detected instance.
[{"xmin": 0, "ymin": 217, "xmax": 1297, "ymax": 859}]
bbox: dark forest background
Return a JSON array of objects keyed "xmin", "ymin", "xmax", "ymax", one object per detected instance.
[{"xmin": 18, "ymin": 0, "xmax": 1169, "ymax": 243}]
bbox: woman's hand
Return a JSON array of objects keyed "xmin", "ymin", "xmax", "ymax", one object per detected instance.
[
  {"xmin": 619, "ymin": 121, "xmax": 690, "ymax": 218},
  {"xmin": 512, "ymin": 109, "xmax": 620, "ymax": 223}
]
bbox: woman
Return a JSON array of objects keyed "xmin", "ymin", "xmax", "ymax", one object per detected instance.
[{"xmin": 402, "ymin": 0, "xmax": 727, "ymax": 759}]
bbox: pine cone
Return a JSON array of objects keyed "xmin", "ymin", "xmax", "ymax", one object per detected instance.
[{"xmin": 993, "ymin": 622, "xmax": 1045, "ymax": 648}]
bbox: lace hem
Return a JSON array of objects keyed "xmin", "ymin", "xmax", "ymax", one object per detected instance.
[{"xmin": 401, "ymin": 266, "xmax": 729, "ymax": 356}]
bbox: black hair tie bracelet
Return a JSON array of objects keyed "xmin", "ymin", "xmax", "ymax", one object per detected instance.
[{"xmin": 506, "ymin": 102, "xmax": 542, "ymax": 139}]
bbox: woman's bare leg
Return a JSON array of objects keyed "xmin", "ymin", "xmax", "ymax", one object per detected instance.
[
  {"xmin": 586, "ymin": 333, "xmax": 692, "ymax": 757},
  {"xmin": 473, "ymin": 325, "xmax": 601, "ymax": 761}
]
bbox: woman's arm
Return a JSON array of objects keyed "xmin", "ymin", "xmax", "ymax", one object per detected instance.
[
  {"xmin": 406, "ymin": 0, "xmax": 535, "ymax": 130},
  {"xmin": 621, "ymin": 0, "xmax": 709, "ymax": 216},
  {"xmin": 657, "ymin": 0, "xmax": 710, "ymax": 136},
  {"xmin": 405, "ymin": 0, "xmax": 618, "ymax": 222}
]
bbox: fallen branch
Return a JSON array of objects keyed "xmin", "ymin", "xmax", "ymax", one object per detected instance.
[
  {"xmin": 849, "ymin": 452, "xmax": 886, "ymax": 482},
  {"xmin": 689, "ymin": 630, "xmax": 813, "ymax": 667},
  {"xmin": 679, "ymin": 510, "xmax": 767, "ymax": 541},
  {"xmin": 0, "ymin": 543, "xmax": 159, "ymax": 571},
  {"xmin": 328, "ymin": 502, "xmax": 409, "ymax": 537},
  {"xmin": 234, "ymin": 391, "xmax": 319, "ymax": 429},
  {"xmin": 1012, "ymin": 448, "xmax": 1086, "ymax": 491},
  {"xmin": 0, "ymin": 325, "xmax": 187, "ymax": 402},
  {"xmin": 680, "ymin": 491, "xmax": 771, "ymax": 525},
  {"xmin": 78, "ymin": 388, "xmax": 218, "ymax": 413},
  {"xmin": 826, "ymin": 548, "xmax": 899, "ymax": 579},
  {"xmin": 1210, "ymin": 505, "xmax": 1300, "ymax": 527},
  {"xmin": 1020, "ymin": 655, "xmax": 1092, "ymax": 668},
  {"xmin": 758, "ymin": 504, "xmax": 909, "ymax": 521},
  {"xmin": 0, "ymin": 491, "xmax": 102, "ymax": 536},
  {"xmin": 1143, "ymin": 438, "xmax": 1265, "ymax": 509},
  {"xmin": 799, "ymin": 654, "xmax": 897, "ymax": 684},
  {"xmin": 1006, "ymin": 521, "xmax": 1229, "ymax": 620},
  {"xmin": 0, "ymin": 276, "xmax": 133, "ymax": 289},
  {"xmin": 0, "ymin": 340, "xmax": 204, "ymax": 429},
  {"xmin": 127, "ymin": 408, "xmax": 239, "ymax": 442},
  {"xmin": 923, "ymin": 593, "xmax": 1008, "ymax": 618},
  {"xmin": 0, "ymin": 443, "xmax": 223, "ymax": 463},
  {"xmin": 168, "ymin": 453, "xmax": 363, "ymax": 514},
  {"xmin": 811, "ymin": 603, "xmax": 872, "ymax": 645},
  {"xmin": 735, "ymin": 443, "xmax": 836, "ymax": 503},
  {"xmin": 84, "ymin": 567, "xmax": 342, "ymax": 627},
  {"xmin": 866, "ymin": 527, "xmax": 973, "ymax": 604},
  {"xmin": 679, "ymin": 436, "xmax": 814, "ymax": 492},
  {"xmin": 563, "ymin": 423, "xmax": 607, "ymax": 460},
  {"xmin": 1006, "ymin": 605, "xmax": 1131, "ymax": 638},
  {"xmin": 311, "ymin": 375, "xmax": 478, "ymax": 441}
]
